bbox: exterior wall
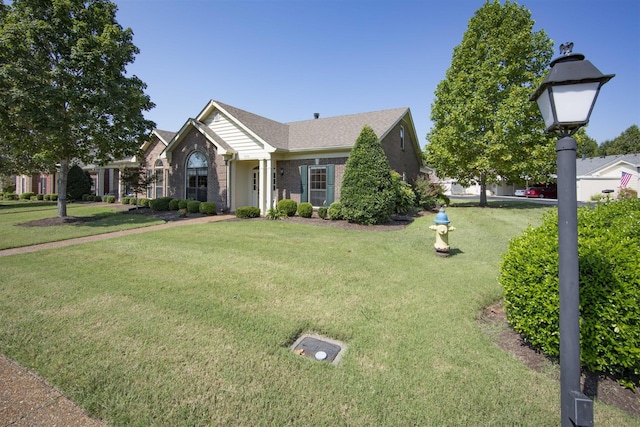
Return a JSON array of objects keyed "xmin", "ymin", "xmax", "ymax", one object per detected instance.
[
  {"xmin": 276, "ymin": 157, "xmax": 348, "ymax": 204},
  {"xmin": 166, "ymin": 128, "xmax": 227, "ymax": 210},
  {"xmin": 140, "ymin": 138, "xmax": 169, "ymax": 199},
  {"xmin": 380, "ymin": 119, "xmax": 422, "ymax": 183}
]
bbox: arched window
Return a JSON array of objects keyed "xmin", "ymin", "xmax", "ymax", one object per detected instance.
[
  {"xmin": 186, "ymin": 152, "xmax": 208, "ymax": 201},
  {"xmin": 154, "ymin": 159, "xmax": 164, "ymax": 198}
]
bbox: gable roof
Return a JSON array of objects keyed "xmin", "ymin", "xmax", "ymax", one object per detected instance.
[{"xmin": 577, "ymin": 153, "xmax": 640, "ymax": 176}]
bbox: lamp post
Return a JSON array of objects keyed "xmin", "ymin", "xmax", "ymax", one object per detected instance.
[{"xmin": 530, "ymin": 43, "xmax": 614, "ymax": 427}]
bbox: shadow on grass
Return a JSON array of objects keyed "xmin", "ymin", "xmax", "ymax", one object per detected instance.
[{"xmin": 449, "ymin": 199, "xmax": 554, "ymax": 210}]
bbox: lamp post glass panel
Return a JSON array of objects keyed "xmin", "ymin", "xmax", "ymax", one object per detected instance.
[{"xmin": 530, "ymin": 42, "xmax": 614, "ymax": 427}]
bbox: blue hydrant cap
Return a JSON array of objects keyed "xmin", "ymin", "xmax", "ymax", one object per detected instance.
[{"xmin": 434, "ymin": 207, "xmax": 450, "ymax": 225}]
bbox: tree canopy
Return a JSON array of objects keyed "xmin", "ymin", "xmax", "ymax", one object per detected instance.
[
  {"xmin": 598, "ymin": 125, "xmax": 640, "ymax": 156},
  {"xmin": 0, "ymin": 0, "xmax": 154, "ymax": 216},
  {"xmin": 425, "ymin": 0, "xmax": 555, "ymax": 206}
]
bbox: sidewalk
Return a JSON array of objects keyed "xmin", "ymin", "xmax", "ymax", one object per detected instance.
[{"xmin": 0, "ymin": 214, "xmax": 234, "ymax": 425}]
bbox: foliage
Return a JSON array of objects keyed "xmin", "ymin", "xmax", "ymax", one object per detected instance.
[
  {"xmin": 121, "ymin": 197, "xmax": 130, "ymax": 205},
  {"xmin": 120, "ymin": 162, "xmax": 154, "ymax": 203},
  {"xmin": 340, "ymin": 125, "xmax": 395, "ymax": 225},
  {"xmin": 149, "ymin": 197, "xmax": 173, "ymax": 212},
  {"xmin": 574, "ymin": 128, "xmax": 599, "ymax": 158},
  {"xmin": 0, "ymin": 0, "xmax": 155, "ymax": 217},
  {"xmin": 178, "ymin": 200, "xmax": 188, "ymax": 209},
  {"xmin": 277, "ymin": 199, "xmax": 298, "ymax": 217},
  {"xmin": 297, "ymin": 202, "xmax": 313, "ymax": 218},
  {"xmin": 425, "ymin": 0, "xmax": 554, "ymax": 206},
  {"xmin": 199, "ymin": 202, "xmax": 216, "ymax": 215},
  {"xmin": 327, "ymin": 202, "xmax": 343, "ymax": 220},
  {"xmin": 598, "ymin": 125, "xmax": 640, "ymax": 156},
  {"xmin": 236, "ymin": 206, "xmax": 260, "ymax": 218},
  {"xmin": 19, "ymin": 192, "xmax": 34, "ymax": 200},
  {"xmin": 317, "ymin": 207, "xmax": 328, "ymax": 220},
  {"xmin": 66, "ymin": 165, "xmax": 92, "ymax": 201},
  {"xmin": 412, "ymin": 175, "xmax": 449, "ymax": 210},
  {"xmin": 169, "ymin": 199, "xmax": 180, "ymax": 211},
  {"xmin": 266, "ymin": 208, "xmax": 286, "ymax": 220},
  {"xmin": 618, "ymin": 187, "xmax": 637, "ymax": 200},
  {"xmin": 187, "ymin": 201, "xmax": 201, "ymax": 214},
  {"xmin": 390, "ymin": 171, "xmax": 416, "ymax": 215},
  {"xmin": 105, "ymin": 195, "xmax": 116, "ymax": 203},
  {"xmin": 138, "ymin": 198, "xmax": 149, "ymax": 207},
  {"xmin": 500, "ymin": 199, "xmax": 640, "ymax": 381}
]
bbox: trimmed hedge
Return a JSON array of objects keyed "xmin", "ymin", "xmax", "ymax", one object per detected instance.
[
  {"xmin": 178, "ymin": 200, "xmax": 188, "ymax": 209},
  {"xmin": 318, "ymin": 207, "xmax": 328, "ymax": 220},
  {"xmin": 149, "ymin": 197, "xmax": 173, "ymax": 211},
  {"xmin": 19, "ymin": 192, "xmax": 34, "ymax": 200},
  {"xmin": 138, "ymin": 198, "xmax": 150, "ymax": 207},
  {"xmin": 169, "ymin": 199, "xmax": 180, "ymax": 211},
  {"xmin": 277, "ymin": 199, "xmax": 297, "ymax": 217},
  {"xmin": 187, "ymin": 200, "xmax": 201, "ymax": 214},
  {"xmin": 297, "ymin": 202, "xmax": 313, "ymax": 218},
  {"xmin": 500, "ymin": 199, "xmax": 640, "ymax": 381},
  {"xmin": 236, "ymin": 206, "xmax": 260, "ymax": 218},
  {"xmin": 199, "ymin": 202, "xmax": 217, "ymax": 215},
  {"xmin": 328, "ymin": 202, "xmax": 343, "ymax": 220}
]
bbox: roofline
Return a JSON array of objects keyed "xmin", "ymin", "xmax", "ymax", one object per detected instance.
[{"xmin": 164, "ymin": 118, "xmax": 238, "ymax": 164}]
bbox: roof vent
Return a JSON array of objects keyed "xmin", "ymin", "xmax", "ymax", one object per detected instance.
[{"xmin": 314, "ymin": 113, "xmax": 319, "ymax": 119}]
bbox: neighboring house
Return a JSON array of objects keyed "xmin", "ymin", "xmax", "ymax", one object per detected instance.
[
  {"xmin": 576, "ymin": 153, "xmax": 639, "ymax": 201},
  {"xmin": 84, "ymin": 100, "xmax": 424, "ymax": 215}
]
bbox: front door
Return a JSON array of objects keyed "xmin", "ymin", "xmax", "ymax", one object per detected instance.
[{"xmin": 251, "ymin": 169, "xmax": 259, "ymax": 208}]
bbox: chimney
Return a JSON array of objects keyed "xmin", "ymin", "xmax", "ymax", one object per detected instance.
[{"xmin": 314, "ymin": 113, "xmax": 319, "ymax": 119}]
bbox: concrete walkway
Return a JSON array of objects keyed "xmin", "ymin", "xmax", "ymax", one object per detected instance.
[{"xmin": 0, "ymin": 214, "xmax": 234, "ymax": 425}]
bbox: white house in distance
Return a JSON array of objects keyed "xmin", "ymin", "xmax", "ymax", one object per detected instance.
[{"xmin": 576, "ymin": 153, "xmax": 639, "ymax": 201}]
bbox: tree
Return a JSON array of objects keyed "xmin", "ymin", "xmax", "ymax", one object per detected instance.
[
  {"xmin": 425, "ymin": 0, "xmax": 554, "ymax": 206},
  {"xmin": 66, "ymin": 164, "xmax": 92, "ymax": 200},
  {"xmin": 120, "ymin": 157, "xmax": 153, "ymax": 207},
  {"xmin": 574, "ymin": 128, "xmax": 599, "ymax": 158},
  {"xmin": 340, "ymin": 125, "xmax": 395, "ymax": 225},
  {"xmin": 0, "ymin": 0, "xmax": 154, "ymax": 217},
  {"xmin": 598, "ymin": 125, "xmax": 640, "ymax": 156}
]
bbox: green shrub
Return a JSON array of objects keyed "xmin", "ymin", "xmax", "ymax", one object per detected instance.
[
  {"xmin": 30, "ymin": 195, "xmax": 38, "ymax": 201},
  {"xmin": 318, "ymin": 207, "xmax": 328, "ymax": 220},
  {"xmin": 168, "ymin": 199, "xmax": 180, "ymax": 210},
  {"xmin": 106, "ymin": 195, "xmax": 116, "ymax": 203},
  {"xmin": 139, "ymin": 198, "xmax": 150, "ymax": 207},
  {"xmin": 340, "ymin": 125, "xmax": 395, "ymax": 225},
  {"xmin": 50, "ymin": 193, "xmax": 57, "ymax": 201},
  {"xmin": 328, "ymin": 202, "xmax": 343, "ymax": 220},
  {"xmin": 149, "ymin": 197, "xmax": 173, "ymax": 211},
  {"xmin": 391, "ymin": 171, "xmax": 417, "ymax": 215},
  {"xmin": 236, "ymin": 206, "xmax": 260, "ymax": 218},
  {"xmin": 297, "ymin": 202, "xmax": 313, "ymax": 218},
  {"xmin": 67, "ymin": 164, "xmax": 91, "ymax": 200},
  {"xmin": 35, "ymin": 194, "xmax": 44, "ymax": 200},
  {"xmin": 44, "ymin": 194, "xmax": 50, "ymax": 201},
  {"xmin": 412, "ymin": 175, "xmax": 449, "ymax": 210},
  {"xmin": 121, "ymin": 197, "xmax": 130, "ymax": 205},
  {"xmin": 277, "ymin": 199, "xmax": 298, "ymax": 217},
  {"xmin": 200, "ymin": 202, "xmax": 217, "ymax": 215},
  {"xmin": 19, "ymin": 192, "xmax": 34, "ymax": 200},
  {"xmin": 187, "ymin": 200, "xmax": 201, "ymax": 214},
  {"xmin": 266, "ymin": 207, "xmax": 286, "ymax": 220},
  {"xmin": 178, "ymin": 199, "xmax": 188, "ymax": 209},
  {"xmin": 618, "ymin": 187, "xmax": 637, "ymax": 200},
  {"xmin": 500, "ymin": 198, "xmax": 640, "ymax": 382}
]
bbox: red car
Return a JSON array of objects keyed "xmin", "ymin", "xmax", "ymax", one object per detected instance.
[{"xmin": 525, "ymin": 186, "xmax": 557, "ymax": 199}]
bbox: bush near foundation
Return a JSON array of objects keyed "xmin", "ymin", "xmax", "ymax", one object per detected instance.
[
  {"xmin": 318, "ymin": 207, "xmax": 328, "ymax": 219},
  {"xmin": 199, "ymin": 202, "xmax": 217, "ymax": 215},
  {"xmin": 149, "ymin": 197, "xmax": 173, "ymax": 211},
  {"xmin": 297, "ymin": 202, "xmax": 313, "ymax": 218},
  {"xmin": 169, "ymin": 199, "xmax": 180, "ymax": 210},
  {"xmin": 277, "ymin": 199, "xmax": 297, "ymax": 217},
  {"xmin": 187, "ymin": 201, "xmax": 201, "ymax": 214},
  {"xmin": 500, "ymin": 199, "xmax": 640, "ymax": 383},
  {"xmin": 328, "ymin": 202, "xmax": 343, "ymax": 220},
  {"xmin": 236, "ymin": 206, "xmax": 260, "ymax": 218},
  {"xmin": 19, "ymin": 192, "xmax": 34, "ymax": 200}
]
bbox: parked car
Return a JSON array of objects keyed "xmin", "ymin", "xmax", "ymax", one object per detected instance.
[
  {"xmin": 514, "ymin": 189, "xmax": 526, "ymax": 197},
  {"xmin": 525, "ymin": 186, "xmax": 557, "ymax": 199}
]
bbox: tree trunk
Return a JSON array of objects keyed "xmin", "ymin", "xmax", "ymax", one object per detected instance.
[
  {"xmin": 479, "ymin": 174, "xmax": 488, "ymax": 207},
  {"xmin": 57, "ymin": 158, "xmax": 69, "ymax": 217}
]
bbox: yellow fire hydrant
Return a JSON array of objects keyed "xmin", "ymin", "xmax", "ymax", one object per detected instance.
[{"xmin": 429, "ymin": 207, "xmax": 455, "ymax": 257}]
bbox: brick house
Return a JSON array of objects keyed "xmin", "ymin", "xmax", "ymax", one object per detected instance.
[{"xmin": 87, "ymin": 100, "xmax": 424, "ymax": 215}]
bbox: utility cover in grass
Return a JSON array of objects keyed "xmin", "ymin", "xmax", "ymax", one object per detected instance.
[{"xmin": 291, "ymin": 334, "xmax": 346, "ymax": 365}]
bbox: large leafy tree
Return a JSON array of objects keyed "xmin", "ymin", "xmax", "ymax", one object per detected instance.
[
  {"xmin": 598, "ymin": 125, "xmax": 640, "ymax": 156},
  {"xmin": 425, "ymin": 0, "xmax": 554, "ymax": 206},
  {"xmin": 0, "ymin": 0, "xmax": 154, "ymax": 216},
  {"xmin": 340, "ymin": 125, "xmax": 395, "ymax": 225}
]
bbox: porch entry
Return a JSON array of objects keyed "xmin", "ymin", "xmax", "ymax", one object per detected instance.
[{"xmin": 251, "ymin": 168, "xmax": 259, "ymax": 208}]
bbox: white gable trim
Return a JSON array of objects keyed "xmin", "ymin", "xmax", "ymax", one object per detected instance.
[{"xmin": 163, "ymin": 118, "xmax": 237, "ymax": 164}]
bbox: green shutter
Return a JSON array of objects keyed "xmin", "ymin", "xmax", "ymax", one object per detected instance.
[
  {"xmin": 326, "ymin": 164, "xmax": 335, "ymax": 205},
  {"xmin": 300, "ymin": 165, "xmax": 308, "ymax": 202}
]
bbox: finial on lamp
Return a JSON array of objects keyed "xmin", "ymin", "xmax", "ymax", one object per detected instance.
[{"xmin": 559, "ymin": 42, "xmax": 574, "ymax": 56}]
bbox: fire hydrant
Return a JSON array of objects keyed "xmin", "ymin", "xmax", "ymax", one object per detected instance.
[{"xmin": 429, "ymin": 207, "xmax": 455, "ymax": 257}]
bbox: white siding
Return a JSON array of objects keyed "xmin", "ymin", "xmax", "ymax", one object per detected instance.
[{"xmin": 202, "ymin": 111, "xmax": 267, "ymax": 159}]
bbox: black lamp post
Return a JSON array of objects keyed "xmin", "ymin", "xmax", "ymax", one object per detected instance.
[{"xmin": 530, "ymin": 43, "xmax": 614, "ymax": 427}]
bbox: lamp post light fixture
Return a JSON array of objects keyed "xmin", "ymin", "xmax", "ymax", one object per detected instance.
[{"xmin": 530, "ymin": 43, "xmax": 614, "ymax": 427}]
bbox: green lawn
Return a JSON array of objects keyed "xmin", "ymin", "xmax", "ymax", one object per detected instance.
[
  {"xmin": 0, "ymin": 201, "xmax": 165, "ymax": 249},
  {"xmin": 0, "ymin": 201, "xmax": 636, "ymax": 426}
]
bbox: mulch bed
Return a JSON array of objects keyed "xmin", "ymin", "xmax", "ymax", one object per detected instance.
[{"xmin": 478, "ymin": 301, "xmax": 639, "ymax": 418}]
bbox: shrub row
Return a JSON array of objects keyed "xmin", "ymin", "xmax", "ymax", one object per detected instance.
[
  {"xmin": 500, "ymin": 198, "xmax": 640, "ymax": 382},
  {"xmin": 236, "ymin": 206, "xmax": 260, "ymax": 218}
]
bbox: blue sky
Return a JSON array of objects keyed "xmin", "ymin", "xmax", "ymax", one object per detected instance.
[{"xmin": 113, "ymin": 0, "xmax": 639, "ymax": 147}]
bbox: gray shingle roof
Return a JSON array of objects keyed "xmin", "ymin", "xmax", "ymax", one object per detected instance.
[
  {"xmin": 577, "ymin": 153, "xmax": 640, "ymax": 176},
  {"xmin": 213, "ymin": 101, "xmax": 289, "ymax": 149},
  {"xmin": 154, "ymin": 129, "xmax": 176, "ymax": 145}
]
